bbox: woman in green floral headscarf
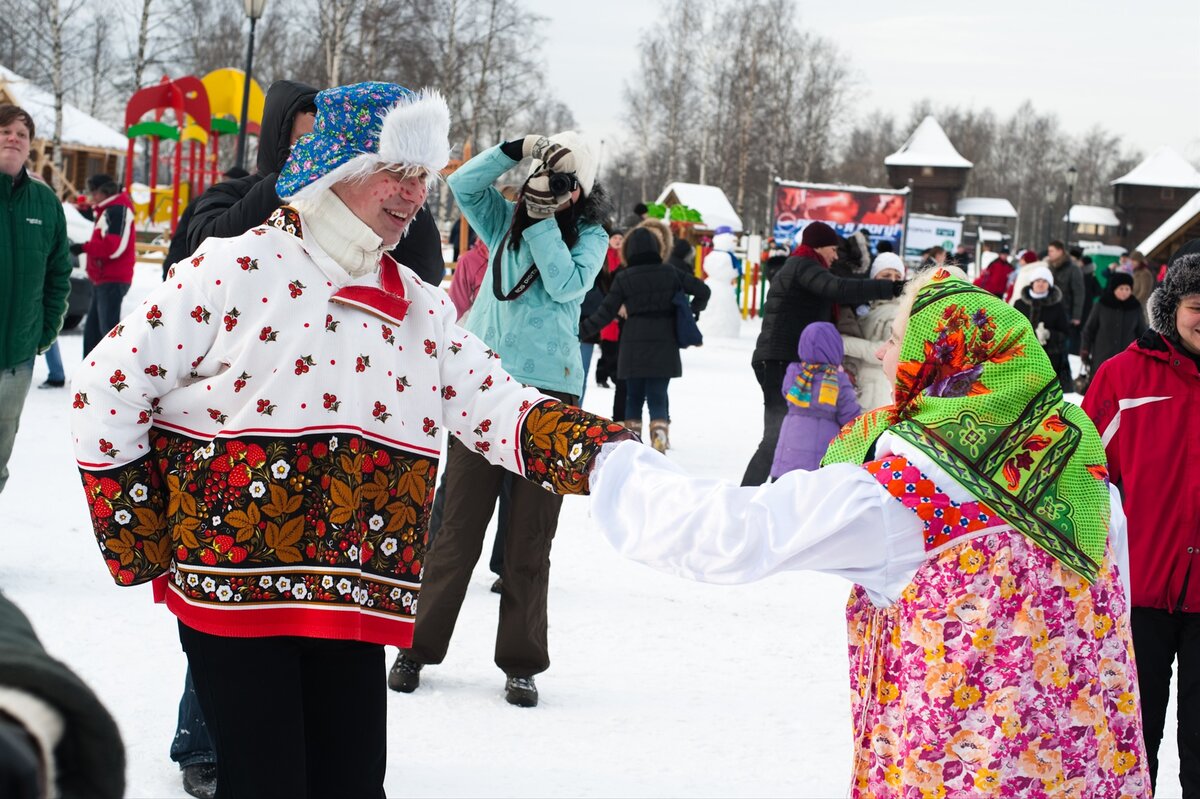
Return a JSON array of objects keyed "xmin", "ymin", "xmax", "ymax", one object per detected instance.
[{"xmin": 590, "ymin": 267, "xmax": 1150, "ymax": 797}]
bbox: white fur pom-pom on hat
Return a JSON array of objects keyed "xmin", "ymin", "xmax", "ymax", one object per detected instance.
[{"xmin": 527, "ymin": 130, "xmax": 599, "ymax": 196}]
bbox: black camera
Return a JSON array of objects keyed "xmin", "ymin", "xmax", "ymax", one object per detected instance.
[{"xmin": 547, "ymin": 172, "xmax": 578, "ymax": 196}]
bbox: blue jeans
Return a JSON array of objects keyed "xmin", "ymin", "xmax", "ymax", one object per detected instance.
[
  {"xmin": 0, "ymin": 359, "xmax": 34, "ymax": 496},
  {"xmin": 43, "ymin": 341, "xmax": 64, "ymax": 383},
  {"xmin": 83, "ymin": 282, "xmax": 130, "ymax": 356},
  {"xmin": 169, "ymin": 667, "xmax": 216, "ymax": 768},
  {"xmin": 625, "ymin": 377, "xmax": 670, "ymax": 421},
  {"xmin": 578, "ymin": 342, "xmax": 595, "ymax": 403}
]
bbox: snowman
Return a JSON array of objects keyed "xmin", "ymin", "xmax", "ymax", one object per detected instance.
[{"xmin": 699, "ymin": 225, "xmax": 742, "ymax": 339}]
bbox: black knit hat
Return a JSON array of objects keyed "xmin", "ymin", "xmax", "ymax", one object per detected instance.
[
  {"xmin": 800, "ymin": 221, "xmax": 840, "ymax": 249},
  {"xmin": 1149, "ymin": 239, "xmax": 1200, "ymax": 341}
]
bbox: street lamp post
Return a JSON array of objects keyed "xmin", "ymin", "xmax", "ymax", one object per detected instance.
[
  {"xmin": 1063, "ymin": 166, "xmax": 1078, "ymax": 245},
  {"xmin": 234, "ymin": 0, "xmax": 269, "ymax": 172},
  {"xmin": 1044, "ymin": 186, "xmax": 1056, "ymax": 247}
]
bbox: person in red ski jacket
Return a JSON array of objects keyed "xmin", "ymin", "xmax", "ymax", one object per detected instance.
[
  {"xmin": 71, "ymin": 174, "xmax": 135, "ymax": 355},
  {"xmin": 973, "ymin": 245, "xmax": 1014, "ymax": 297},
  {"xmin": 1081, "ymin": 238, "xmax": 1200, "ymax": 795}
]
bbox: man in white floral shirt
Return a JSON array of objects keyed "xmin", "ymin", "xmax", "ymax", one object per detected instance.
[{"xmin": 70, "ymin": 81, "xmax": 627, "ymax": 797}]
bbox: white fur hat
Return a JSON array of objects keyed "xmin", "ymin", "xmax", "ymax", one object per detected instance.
[
  {"xmin": 528, "ymin": 130, "xmax": 598, "ymax": 196},
  {"xmin": 869, "ymin": 252, "xmax": 905, "ymax": 279}
]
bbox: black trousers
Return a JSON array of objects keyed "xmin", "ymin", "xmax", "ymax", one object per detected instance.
[
  {"xmin": 1130, "ymin": 607, "xmax": 1200, "ymax": 797},
  {"xmin": 741, "ymin": 360, "xmax": 789, "ymax": 486},
  {"xmin": 407, "ymin": 390, "xmax": 575, "ymax": 677},
  {"xmin": 179, "ymin": 623, "xmax": 387, "ymax": 799}
]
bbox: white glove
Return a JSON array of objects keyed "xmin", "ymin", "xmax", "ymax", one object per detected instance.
[{"xmin": 1035, "ymin": 322, "xmax": 1049, "ymax": 345}]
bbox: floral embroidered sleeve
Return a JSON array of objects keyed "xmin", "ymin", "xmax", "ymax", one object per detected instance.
[
  {"xmin": 429, "ymin": 294, "xmax": 624, "ymax": 495},
  {"xmin": 71, "ymin": 244, "xmax": 225, "ymax": 585}
]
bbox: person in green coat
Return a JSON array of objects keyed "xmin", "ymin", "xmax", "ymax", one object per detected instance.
[{"xmin": 0, "ymin": 104, "xmax": 71, "ymax": 496}]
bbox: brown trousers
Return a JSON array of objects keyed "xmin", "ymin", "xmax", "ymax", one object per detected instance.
[{"xmin": 406, "ymin": 391, "xmax": 574, "ymax": 677}]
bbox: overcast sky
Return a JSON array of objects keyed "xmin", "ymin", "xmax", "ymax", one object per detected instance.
[{"xmin": 523, "ymin": 0, "xmax": 1200, "ymax": 177}]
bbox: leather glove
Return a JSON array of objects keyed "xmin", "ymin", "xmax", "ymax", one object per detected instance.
[
  {"xmin": 69, "ymin": 242, "xmax": 85, "ymax": 256},
  {"xmin": 521, "ymin": 135, "xmax": 576, "ymax": 175},
  {"xmin": 523, "ymin": 174, "xmax": 561, "ymax": 219}
]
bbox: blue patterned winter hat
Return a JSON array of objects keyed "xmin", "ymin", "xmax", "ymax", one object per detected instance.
[{"xmin": 277, "ymin": 81, "xmax": 450, "ymax": 200}]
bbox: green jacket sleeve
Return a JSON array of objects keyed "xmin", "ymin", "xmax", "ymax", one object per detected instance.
[{"xmin": 39, "ymin": 203, "xmax": 72, "ymax": 352}]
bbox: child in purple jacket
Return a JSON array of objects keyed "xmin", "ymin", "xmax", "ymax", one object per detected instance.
[{"xmin": 770, "ymin": 322, "xmax": 861, "ymax": 478}]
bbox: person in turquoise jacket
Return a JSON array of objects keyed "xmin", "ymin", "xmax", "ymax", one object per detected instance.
[
  {"xmin": 390, "ymin": 132, "xmax": 612, "ymax": 708},
  {"xmin": 0, "ymin": 104, "xmax": 71, "ymax": 496}
]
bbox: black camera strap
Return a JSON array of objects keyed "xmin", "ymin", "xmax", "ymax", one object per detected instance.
[
  {"xmin": 491, "ymin": 219, "xmax": 540, "ymax": 302},
  {"xmin": 489, "ymin": 221, "xmax": 542, "ymax": 299}
]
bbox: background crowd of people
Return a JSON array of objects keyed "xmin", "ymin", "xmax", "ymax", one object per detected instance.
[{"xmin": 2, "ymin": 72, "xmax": 1199, "ymax": 796}]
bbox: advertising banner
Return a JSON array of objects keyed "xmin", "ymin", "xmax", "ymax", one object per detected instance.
[
  {"xmin": 904, "ymin": 214, "xmax": 964, "ymax": 260},
  {"xmin": 772, "ymin": 181, "xmax": 907, "ymax": 254}
]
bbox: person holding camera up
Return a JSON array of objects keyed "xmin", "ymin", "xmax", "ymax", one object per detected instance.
[{"xmin": 389, "ymin": 133, "xmax": 611, "ymax": 707}]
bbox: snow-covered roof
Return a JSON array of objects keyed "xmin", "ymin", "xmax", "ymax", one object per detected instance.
[
  {"xmin": 1064, "ymin": 205, "xmax": 1120, "ymax": 227},
  {"xmin": 884, "ymin": 116, "xmax": 972, "ymax": 169},
  {"xmin": 0, "ymin": 65, "xmax": 127, "ymax": 151},
  {"xmin": 656, "ymin": 182, "xmax": 743, "ymax": 231},
  {"xmin": 1136, "ymin": 189, "xmax": 1200, "ymax": 256},
  {"xmin": 978, "ymin": 229, "xmax": 1006, "ymax": 242},
  {"xmin": 1111, "ymin": 146, "xmax": 1200, "ymax": 188},
  {"xmin": 956, "ymin": 197, "xmax": 1017, "ymax": 218}
]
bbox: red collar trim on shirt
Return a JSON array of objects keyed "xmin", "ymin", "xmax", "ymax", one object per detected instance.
[{"xmin": 329, "ymin": 252, "xmax": 411, "ymax": 325}]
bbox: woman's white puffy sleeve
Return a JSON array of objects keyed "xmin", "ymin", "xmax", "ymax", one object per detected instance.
[{"xmin": 589, "ymin": 441, "xmax": 925, "ymax": 602}]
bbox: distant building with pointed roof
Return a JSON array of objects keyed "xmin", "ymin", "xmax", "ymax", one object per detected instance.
[
  {"xmin": 884, "ymin": 116, "xmax": 972, "ymax": 217},
  {"xmin": 1112, "ymin": 146, "xmax": 1200, "ymax": 249}
]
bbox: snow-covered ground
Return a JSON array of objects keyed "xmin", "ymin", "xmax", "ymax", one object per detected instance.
[{"xmin": 1, "ymin": 263, "xmax": 1182, "ymax": 797}]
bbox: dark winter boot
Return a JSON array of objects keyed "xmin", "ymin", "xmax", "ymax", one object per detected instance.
[
  {"xmin": 622, "ymin": 419, "xmax": 642, "ymax": 437},
  {"xmin": 388, "ymin": 652, "xmax": 423, "ymax": 693},
  {"xmin": 181, "ymin": 763, "xmax": 217, "ymax": 799},
  {"xmin": 491, "ymin": 576, "xmax": 503, "ymax": 594},
  {"xmin": 650, "ymin": 419, "xmax": 669, "ymax": 453},
  {"xmin": 504, "ymin": 675, "xmax": 538, "ymax": 707}
]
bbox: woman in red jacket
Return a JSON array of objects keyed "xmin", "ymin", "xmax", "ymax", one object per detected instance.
[{"xmin": 1081, "ymin": 239, "xmax": 1200, "ymax": 796}]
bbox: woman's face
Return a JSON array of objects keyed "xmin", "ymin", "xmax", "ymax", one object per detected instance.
[
  {"xmin": 1176, "ymin": 294, "xmax": 1200, "ymax": 356},
  {"xmin": 609, "ymin": 233, "xmax": 624, "ymax": 251},
  {"xmin": 1032, "ymin": 278, "xmax": 1050, "ymax": 294},
  {"xmin": 875, "ymin": 319, "xmax": 905, "ymax": 384},
  {"xmin": 1113, "ymin": 284, "xmax": 1133, "ymax": 301},
  {"xmin": 875, "ymin": 268, "xmax": 902, "ymax": 282}
]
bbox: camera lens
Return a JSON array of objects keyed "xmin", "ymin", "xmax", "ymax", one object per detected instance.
[{"xmin": 547, "ymin": 172, "xmax": 576, "ymax": 195}]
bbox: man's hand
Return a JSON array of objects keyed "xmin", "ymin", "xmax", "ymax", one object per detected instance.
[{"xmin": 1071, "ymin": 319, "xmax": 1081, "ymax": 327}]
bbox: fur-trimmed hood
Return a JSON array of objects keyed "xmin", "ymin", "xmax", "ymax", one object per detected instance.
[{"xmin": 1148, "ymin": 240, "xmax": 1200, "ymax": 342}]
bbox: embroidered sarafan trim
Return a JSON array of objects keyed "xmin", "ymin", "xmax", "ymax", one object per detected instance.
[{"xmin": 864, "ymin": 456, "xmax": 998, "ymax": 550}]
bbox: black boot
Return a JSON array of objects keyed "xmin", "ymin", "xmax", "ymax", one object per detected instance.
[
  {"xmin": 181, "ymin": 763, "xmax": 217, "ymax": 799},
  {"xmin": 490, "ymin": 577, "xmax": 503, "ymax": 594},
  {"xmin": 505, "ymin": 676, "xmax": 538, "ymax": 707},
  {"xmin": 387, "ymin": 652, "xmax": 423, "ymax": 693}
]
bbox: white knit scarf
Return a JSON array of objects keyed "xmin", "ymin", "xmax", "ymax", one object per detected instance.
[{"xmin": 292, "ymin": 190, "xmax": 388, "ymax": 278}]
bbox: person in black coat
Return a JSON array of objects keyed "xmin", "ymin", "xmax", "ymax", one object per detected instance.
[
  {"xmin": 0, "ymin": 589, "xmax": 124, "ymax": 799},
  {"xmin": 161, "ymin": 166, "xmax": 248, "ymax": 280},
  {"xmin": 741, "ymin": 221, "xmax": 902, "ymax": 485},
  {"xmin": 667, "ymin": 238, "xmax": 695, "ymax": 277},
  {"xmin": 1081, "ymin": 271, "xmax": 1147, "ymax": 376},
  {"xmin": 580, "ymin": 226, "xmax": 709, "ymax": 452},
  {"xmin": 1013, "ymin": 265, "xmax": 1073, "ymax": 391},
  {"xmin": 185, "ymin": 80, "xmax": 445, "ymax": 285}
]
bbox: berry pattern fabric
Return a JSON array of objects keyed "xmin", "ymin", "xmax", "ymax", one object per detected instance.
[{"xmin": 72, "ymin": 212, "xmax": 615, "ymax": 647}]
